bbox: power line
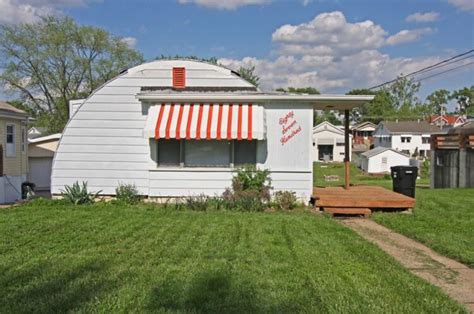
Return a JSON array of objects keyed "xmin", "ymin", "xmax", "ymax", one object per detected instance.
[
  {"xmin": 369, "ymin": 49, "xmax": 474, "ymax": 90},
  {"xmin": 414, "ymin": 54, "xmax": 473, "ymax": 76},
  {"xmin": 414, "ymin": 60, "xmax": 474, "ymax": 83}
]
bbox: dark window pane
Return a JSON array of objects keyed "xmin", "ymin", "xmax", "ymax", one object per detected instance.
[
  {"xmin": 185, "ymin": 140, "xmax": 230, "ymax": 167},
  {"xmin": 158, "ymin": 140, "xmax": 180, "ymax": 166},
  {"xmin": 7, "ymin": 134, "xmax": 14, "ymax": 143},
  {"xmin": 234, "ymin": 140, "xmax": 257, "ymax": 165}
]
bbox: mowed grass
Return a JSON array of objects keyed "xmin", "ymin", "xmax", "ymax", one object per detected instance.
[
  {"xmin": 313, "ymin": 162, "xmax": 430, "ymax": 188},
  {"xmin": 374, "ymin": 188, "xmax": 474, "ymax": 268},
  {"xmin": 313, "ymin": 162, "xmax": 473, "ymax": 268},
  {"xmin": 0, "ymin": 201, "xmax": 465, "ymax": 313}
]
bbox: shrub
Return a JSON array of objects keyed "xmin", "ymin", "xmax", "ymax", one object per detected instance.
[
  {"xmin": 61, "ymin": 181, "xmax": 101, "ymax": 205},
  {"xmin": 221, "ymin": 165, "xmax": 272, "ymax": 211},
  {"xmin": 185, "ymin": 194, "xmax": 210, "ymax": 211},
  {"xmin": 273, "ymin": 191, "xmax": 298, "ymax": 210},
  {"xmin": 115, "ymin": 183, "xmax": 141, "ymax": 204}
]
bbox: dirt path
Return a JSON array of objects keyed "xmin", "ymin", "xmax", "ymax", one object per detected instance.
[{"xmin": 342, "ymin": 219, "xmax": 474, "ymax": 312}]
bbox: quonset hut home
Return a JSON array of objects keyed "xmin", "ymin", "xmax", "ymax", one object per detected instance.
[{"xmin": 51, "ymin": 60, "xmax": 373, "ymax": 201}]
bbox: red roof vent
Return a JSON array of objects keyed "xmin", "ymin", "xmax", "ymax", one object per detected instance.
[{"xmin": 173, "ymin": 67, "xmax": 186, "ymax": 89}]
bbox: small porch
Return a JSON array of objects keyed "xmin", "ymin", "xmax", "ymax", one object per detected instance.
[{"xmin": 313, "ymin": 185, "xmax": 416, "ymax": 217}]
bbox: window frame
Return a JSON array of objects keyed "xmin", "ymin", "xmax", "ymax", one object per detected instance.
[
  {"xmin": 21, "ymin": 127, "xmax": 26, "ymax": 153},
  {"xmin": 6, "ymin": 123, "xmax": 16, "ymax": 157},
  {"xmin": 156, "ymin": 139, "xmax": 258, "ymax": 168}
]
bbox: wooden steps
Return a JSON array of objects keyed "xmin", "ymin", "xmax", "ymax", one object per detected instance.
[{"xmin": 323, "ymin": 207, "xmax": 371, "ymax": 218}]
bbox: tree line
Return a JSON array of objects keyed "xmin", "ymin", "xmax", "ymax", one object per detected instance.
[{"xmin": 0, "ymin": 16, "xmax": 472, "ymax": 134}]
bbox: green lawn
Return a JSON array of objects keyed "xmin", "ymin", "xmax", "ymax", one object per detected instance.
[
  {"xmin": 313, "ymin": 162, "xmax": 430, "ymax": 188},
  {"xmin": 313, "ymin": 162, "xmax": 474, "ymax": 268},
  {"xmin": 0, "ymin": 200, "xmax": 465, "ymax": 313},
  {"xmin": 374, "ymin": 188, "xmax": 474, "ymax": 268}
]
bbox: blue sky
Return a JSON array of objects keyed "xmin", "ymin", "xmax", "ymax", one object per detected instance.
[{"xmin": 1, "ymin": 0, "xmax": 473, "ymax": 100}]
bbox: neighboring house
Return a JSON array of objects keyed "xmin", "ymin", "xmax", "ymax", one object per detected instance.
[
  {"xmin": 0, "ymin": 101, "xmax": 28, "ymax": 203},
  {"xmin": 28, "ymin": 126, "xmax": 47, "ymax": 139},
  {"xmin": 352, "ymin": 121, "xmax": 376, "ymax": 146},
  {"xmin": 373, "ymin": 120, "xmax": 443, "ymax": 158},
  {"xmin": 312, "ymin": 121, "xmax": 352, "ymax": 162},
  {"xmin": 51, "ymin": 59, "xmax": 371, "ymax": 201},
  {"xmin": 430, "ymin": 122, "xmax": 474, "ymax": 188},
  {"xmin": 427, "ymin": 114, "xmax": 467, "ymax": 129},
  {"xmin": 28, "ymin": 133, "xmax": 61, "ymax": 191},
  {"xmin": 360, "ymin": 147, "xmax": 410, "ymax": 174}
]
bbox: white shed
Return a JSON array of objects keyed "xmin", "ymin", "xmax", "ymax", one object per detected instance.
[
  {"xmin": 28, "ymin": 133, "xmax": 61, "ymax": 190},
  {"xmin": 51, "ymin": 60, "xmax": 372, "ymax": 201},
  {"xmin": 360, "ymin": 147, "xmax": 410, "ymax": 174},
  {"xmin": 312, "ymin": 121, "xmax": 352, "ymax": 162}
]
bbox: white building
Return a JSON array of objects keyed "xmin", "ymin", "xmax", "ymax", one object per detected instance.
[
  {"xmin": 28, "ymin": 133, "xmax": 61, "ymax": 191},
  {"xmin": 373, "ymin": 120, "xmax": 443, "ymax": 158},
  {"xmin": 51, "ymin": 60, "xmax": 372, "ymax": 201},
  {"xmin": 312, "ymin": 121, "xmax": 351, "ymax": 162},
  {"xmin": 360, "ymin": 147, "xmax": 410, "ymax": 174}
]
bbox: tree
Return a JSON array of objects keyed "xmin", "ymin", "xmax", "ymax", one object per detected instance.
[
  {"xmin": 451, "ymin": 86, "xmax": 473, "ymax": 115},
  {"xmin": 238, "ymin": 65, "xmax": 260, "ymax": 87},
  {"xmin": 0, "ymin": 16, "xmax": 144, "ymax": 133},
  {"xmin": 425, "ymin": 89, "xmax": 450, "ymax": 116},
  {"xmin": 156, "ymin": 55, "xmax": 219, "ymax": 65},
  {"xmin": 387, "ymin": 75, "xmax": 422, "ymax": 110},
  {"xmin": 346, "ymin": 88, "xmax": 396, "ymax": 124},
  {"xmin": 314, "ymin": 111, "xmax": 341, "ymax": 126},
  {"xmin": 276, "ymin": 87, "xmax": 320, "ymax": 94}
]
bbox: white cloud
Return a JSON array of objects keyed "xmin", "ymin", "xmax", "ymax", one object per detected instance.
[
  {"xmin": 405, "ymin": 11, "xmax": 440, "ymax": 22},
  {"xmin": 177, "ymin": 0, "xmax": 271, "ymax": 10},
  {"xmin": 120, "ymin": 36, "xmax": 137, "ymax": 48},
  {"xmin": 0, "ymin": 0, "xmax": 98, "ymax": 24},
  {"xmin": 448, "ymin": 0, "xmax": 474, "ymax": 12},
  {"xmin": 272, "ymin": 11, "xmax": 387, "ymax": 57},
  {"xmin": 219, "ymin": 12, "xmax": 443, "ymax": 92},
  {"xmin": 386, "ymin": 28, "xmax": 434, "ymax": 45},
  {"xmin": 302, "ymin": 0, "xmax": 312, "ymax": 6}
]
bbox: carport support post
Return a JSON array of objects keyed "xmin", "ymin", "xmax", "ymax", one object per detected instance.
[{"xmin": 344, "ymin": 109, "xmax": 350, "ymax": 190}]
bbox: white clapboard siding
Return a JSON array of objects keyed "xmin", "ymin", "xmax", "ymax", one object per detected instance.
[
  {"xmin": 54, "ymin": 153, "xmax": 149, "ymax": 162},
  {"xmin": 52, "ymin": 60, "xmax": 255, "ymax": 196},
  {"xmin": 67, "ymin": 120, "xmax": 145, "ymax": 129},
  {"xmin": 54, "ymin": 169, "xmax": 150, "ymax": 179},
  {"xmin": 57, "ymin": 145, "xmax": 149, "ymax": 154},
  {"xmin": 60, "ymin": 136, "xmax": 147, "ymax": 146},
  {"xmin": 72, "ymin": 111, "xmax": 146, "ymax": 121},
  {"xmin": 53, "ymin": 161, "xmax": 148, "ymax": 170},
  {"xmin": 53, "ymin": 178, "xmax": 148, "ymax": 188},
  {"xmin": 80, "ymin": 103, "xmax": 142, "ymax": 112},
  {"xmin": 64, "ymin": 128, "xmax": 144, "ymax": 137}
]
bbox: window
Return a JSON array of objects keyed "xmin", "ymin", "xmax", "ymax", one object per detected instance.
[
  {"xmin": 382, "ymin": 157, "xmax": 388, "ymax": 164},
  {"xmin": 401, "ymin": 150, "xmax": 410, "ymax": 155},
  {"xmin": 234, "ymin": 140, "xmax": 257, "ymax": 165},
  {"xmin": 21, "ymin": 128, "xmax": 26, "ymax": 153},
  {"xmin": 401, "ymin": 136, "xmax": 411, "ymax": 143},
  {"xmin": 6, "ymin": 124, "xmax": 15, "ymax": 157},
  {"xmin": 157, "ymin": 139, "xmax": 180, "ymax": 166},
  {"xmin": 185, "ymin": 140, "xmax": 230, "ymax": 167},
  {"xmin": 422, "ymin": 137, "xmax": 430, "ymax": 144},
  {"xmin": 336, "ymin": 142, "xmax": 345, "ymax": 146},
  {"xmin": 156, "ymin": 140, "xmax": 257, "ymax": 168}
]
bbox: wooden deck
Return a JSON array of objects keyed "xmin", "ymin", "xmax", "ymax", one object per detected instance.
[{"xmin": 313, "ymin": 186, "xmax": 415, "ymax": 216}]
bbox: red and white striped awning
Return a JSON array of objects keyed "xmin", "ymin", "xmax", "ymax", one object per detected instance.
[{"xmin": 144, "ymin": 103, "xmax": 265, "ymax": 140}]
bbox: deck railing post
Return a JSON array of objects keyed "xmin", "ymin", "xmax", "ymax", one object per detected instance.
[{"xmin": 344, "ymin": 109, "xmax": 350, "ymax": 190}]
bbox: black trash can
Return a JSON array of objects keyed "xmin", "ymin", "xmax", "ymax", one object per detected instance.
[
  {"xmin": 21, "ymin": 181, "xmax": 36, "ymax": 199},
  {"xmin": 391, "ymin": 166, "xmax": 418, "ymax": 198}
]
